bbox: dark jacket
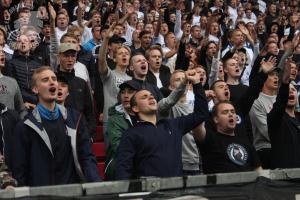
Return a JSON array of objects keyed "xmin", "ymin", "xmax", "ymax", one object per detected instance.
[
  {"xmin": 78, "ymin": 47, "xmax": 96, "ymax": 89},
  {"xmin": 6, "ymin": 52, "xmax": 41, "ymax": 104},
  {"xmin": 57, "ymin": 68, "xmax": 96, "ymax": 139},
  {"xmin": 131, "ymin": 78, "xmax": 163, "ymax": 102},
  {"xmin": 268, "ymin": 83, "xmax": 300, "ymax": 169},
  {"xmin": 115, "ymin": 83, "xmax": 208, "ymax": 179},
  {"xmin": 33, "ymin": 42, "xmax": 50, "ymax": 66},
  {"xmin": 0, "ymin": 103, "xmax": 19, "ymax": 170},
  {"xmin": 12, "ymin": 105, "xmax": 101, "ymax": 186},
  {"xmin": 146, "ymin": 65, "xmax": 171, "ymax": 89}
]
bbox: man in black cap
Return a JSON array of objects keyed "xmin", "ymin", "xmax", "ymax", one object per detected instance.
[{"xmin": 105, "ymin": 80, "xmax": 139, "ymax": 180}]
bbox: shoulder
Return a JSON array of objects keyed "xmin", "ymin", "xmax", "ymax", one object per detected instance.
[{"xmin": 1, "ymin": 76, "xmax": 17, "ymax": 84}]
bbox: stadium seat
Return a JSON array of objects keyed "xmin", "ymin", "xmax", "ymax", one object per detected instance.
[
  {"xmin": 97, "ymin": 162, "xmax": 105, "ymax": 180},
  {"xmin": 94, "ymin": 125, "xmax": 104, "ymax": 142},
  {"xmin": 92, "ymin": 142, "xmax": 106, "ymax": 161}
]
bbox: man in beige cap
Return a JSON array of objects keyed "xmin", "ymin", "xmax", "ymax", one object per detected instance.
[{"xmin": 56, "ymin": 43, "xmax": 96, "ymax": 139}]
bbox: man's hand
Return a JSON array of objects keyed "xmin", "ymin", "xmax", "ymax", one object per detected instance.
[
  {"xmin": 78, "ymin": 0, "xmax": 86, "ymax": 11},
  {"xmin": 186, "ymin": 69, "xmax": 200, "ymax": 84},
  {"xmin": 292, "ymin": 32, "xmax": 300, "ymax": 49},
  {"xmin": 105, "ymin": 22, "xmax": 116, "ymax": 39},
  {"xmin": 260, "ymin": 56, "xmax": 277, "ymax": 74},
  {"xmin": 238, "ymin": 24, "xmax": 250, "ymax": 36},
  {"xmin": 24, "ymin": 102, "xmax": 36, "ymax": 110},
  {"xmin": 176, "ymin": 0, "xmax": 185, "ymax": 11},
  {"xmin": 48, "ymin": 2, "xmax": 56, "ymax": 21},
  {"xmin": 205, "ymin": 90, "xmax": 216, "ymax": 100}
]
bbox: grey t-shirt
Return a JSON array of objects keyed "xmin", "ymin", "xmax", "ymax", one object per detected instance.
[
  {"xmin": 101, "ymin": 68, "xmax": 131, "ymax": 122},
  {"xmin": 249, "ymin": 92, "xmax": 277, "ymax": 151},
  {"xmin": 0, "ymin": 74, "xmax": 26, "ymax": 116}
]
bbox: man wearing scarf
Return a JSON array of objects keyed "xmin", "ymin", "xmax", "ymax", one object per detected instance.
[{"xmin": 12, "ymin": 66, "xmax": 100, "ymax": 186}]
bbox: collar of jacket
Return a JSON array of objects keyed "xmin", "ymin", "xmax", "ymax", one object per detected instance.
[
  {"xmin": 13, "ymin": 51, "xmax": 35, "ymax": 60},
  {"xmin": 115, "ymin": 104, "xmax": 133, "ymax": 126},
  {"xmin": 57, "ymin": 67, "xmax": 75, "ymax": 80},
  {"xmin": 0, "ymin": 103, "xmax": 7, "ymax": 114},
  {"xmin": 24, "ymin": 104, "xmax": 67, "ymax": 156}
]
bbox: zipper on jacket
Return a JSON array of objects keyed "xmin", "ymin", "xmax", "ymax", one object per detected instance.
[{"xmin": 26, "ymin": 57, "xmax": 29, "ymax": 89}]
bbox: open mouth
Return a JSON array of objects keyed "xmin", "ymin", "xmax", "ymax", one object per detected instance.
[
  {"xmin": 235, "ymin": 69, "xmax": 240, "ymax": 73},
  {"xmin": 229, "ymin": 119, "xmax": 234, "ymax": 123},
  {"xmin": 141, "ymin": 65, "xmax": 147, "ymax": 70},
  {"xmin": 288, "ymin": 95, "xmax": 295, "ymax": 100},
  {"xmin": 274, "ymin": 81, "xmax": 278, "ymax": 85},
  {"xmin": 0, "ymin": 58, "xmax": 4, "ymax": 62},
  {"xmin": 57, "ymin": 91, "xmax": 63, "ymax": 97},
  {"xmin": 200, "ymin": 77, "xmax": 204, "ymax": 82},
  {"xmin": 49, "ymin": 87, "xmax": 56, "ymax": 94},
  {"xmin": 156, "ymin": 61, "xmax": 160, "ymax": 65},
  {"xmin": 224, "ymin": 91, "xmax": 229, "ymax": 97}
]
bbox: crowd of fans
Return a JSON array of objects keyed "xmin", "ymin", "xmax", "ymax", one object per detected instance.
[{"xmin": 0, "ymin": 0, "xmax": 299, "ymax": 189}]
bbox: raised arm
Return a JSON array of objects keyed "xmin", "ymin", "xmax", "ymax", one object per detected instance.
[
  {"xmin": 277, "ymin": 33, "xmax": 300, "ymax": 70},
  {"xmin": 98, "ymin": 23, "xmax": 115, "ymax": 75},
  {"xmin": 174, "ymin": 7, "xmax": 183, "ymax": 40},
  {"xmin": 239, "ymin": 56, "xmax": 277, "ymax": 117},
  {"xmin": 48, "ymin": 2, "xmax": 59, "ymax": 71},
  {"xmin": 267, "ymin": 61, "xmax": 291, "ymax": 130},
  {"xmin": 77, "ymin": 0, "xmax": 86, "ymax": 28},
  {"xmin": 173, "ymin": 70, "xmax": 209, "ymax": 134},
  {"xmin": 238, "ymin": 24, "xmax": 255, "ymax": 47},
  {"xmin": 157, "ymin": 79, "xmax": 188, "ymax": 116}
]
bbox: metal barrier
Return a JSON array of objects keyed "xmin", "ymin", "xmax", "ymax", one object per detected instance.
[{"xmin": 1, "ymin": 168, "xmax": 300, "ymax": 199}]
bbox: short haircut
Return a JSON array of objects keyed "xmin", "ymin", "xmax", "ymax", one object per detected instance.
[
  {"xmin": 191, "ymin": 25, "xmax": 200, "ymax": 32},
  {"xmin": 60, "ymin": 32, "xmax": 77, "ymax": 43},
  {"xmin": 210, "ymin": 79, "xmax": 226, "ymax": 90},
  {"xmin": 139, "ymin": 30, "xmax": 151, "ymax": 39},
  {"xmin": 91, "ymin": 24, "xmax": 101, "ymax": 33},
  {"xmin": 129, "ymin": 90, "xmax": 140, "ymax": 109},
  {"xmin": 90, "ymin": 10, "xmax": 101, "ymax": 18},
  {"xmin": 130, "ymin": 52, "xmax": 145, "ymax": 66},
  {"xmin": 68, "ymin": 25, "xmax": 83, "ymax": 35},
  {"xmin": 145, "ymin": 45, "xmax": 163, "ymax": 60},
  {"xmin": 18, "ymin": 7, "xmax": 30, "ymax": 17},
  {"xmin": 211, "ymin": 100, "xmax": 234, "ymax": 118},
  {"xmin": 115, "ymin": 45, "xmax": 131, "ymax": 57},
  {"xmin": 31, "ymin": 66, "xmax": 54, "ymax": 88}
]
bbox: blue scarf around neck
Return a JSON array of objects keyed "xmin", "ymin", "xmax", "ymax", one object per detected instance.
[{"xmin": 37, "ymin": 103, "xmax": 60, "ymax": 121}]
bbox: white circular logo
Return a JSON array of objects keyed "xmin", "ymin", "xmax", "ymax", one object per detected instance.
[
  {"xmin": 227, "ymin": 143, "xmax": 248, "ymax": 166},
  {"xmin": 236, "ymin": 115, "xmax": 242, "ymax": 124}
]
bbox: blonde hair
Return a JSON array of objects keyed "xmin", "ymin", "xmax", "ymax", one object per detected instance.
[{"xmin": 31, "ymin": 66, "xmax": 54, "ymax": 88}]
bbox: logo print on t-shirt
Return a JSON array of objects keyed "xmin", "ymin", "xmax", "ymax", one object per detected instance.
[
  {"xmin": 227, "ymin": 143, "xmax": 248, "ymax": 166},
  {"xmin": 236, "ymin": 115, "xmax": 242, "ymax": 124}
]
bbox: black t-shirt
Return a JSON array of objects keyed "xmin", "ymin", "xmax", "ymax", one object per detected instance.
[
  {"xmin": 199, "ymin": 128, "xmax": 261, "ymax": 174},
  {"xmin": 228, "ymin": 84, "xmax": 248, "ymax": 105},
  {"xmin": 42, "ymin": 116, "xmax": 79, "ymax": 185}
]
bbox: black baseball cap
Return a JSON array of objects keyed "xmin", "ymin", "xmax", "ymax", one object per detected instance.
[
  {"xmin": 109, "ymin": 35, "xmax": 126, "ymax": 45},
  {"xmin": 119, "ymin": 80, "xmax": 140, "ymax": 91}
]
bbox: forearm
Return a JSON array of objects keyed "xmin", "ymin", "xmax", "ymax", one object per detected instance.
[
  {"xmin": 174, "ymin": 10, "xmax": 182, "ymax": 37},
  {"xmin": 239, "ymin": 71, "xmax": 267, "ymax": 117},
  {"xmin": 98, "ymin": 38, "xmax": 109, "ymax": 75},
  {"xmin": 157, "ymin": 82, "xmax": 187, "ymax": 115},
  {"xmin": 208, "ymin": 57, "xmax": 219, "ymax": 88}
]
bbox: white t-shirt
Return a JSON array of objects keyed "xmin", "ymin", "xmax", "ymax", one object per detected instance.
[
  {"xmin": 153, "ymin": 72, "xmax": 163, "ymax": 88},
  {"xmin": 55, "ymin": 27, "xmax": 68, "ymax": 45},
  {"xmin": 162, "ymin": 46, "xmax": 177, "ymax": 73}
]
